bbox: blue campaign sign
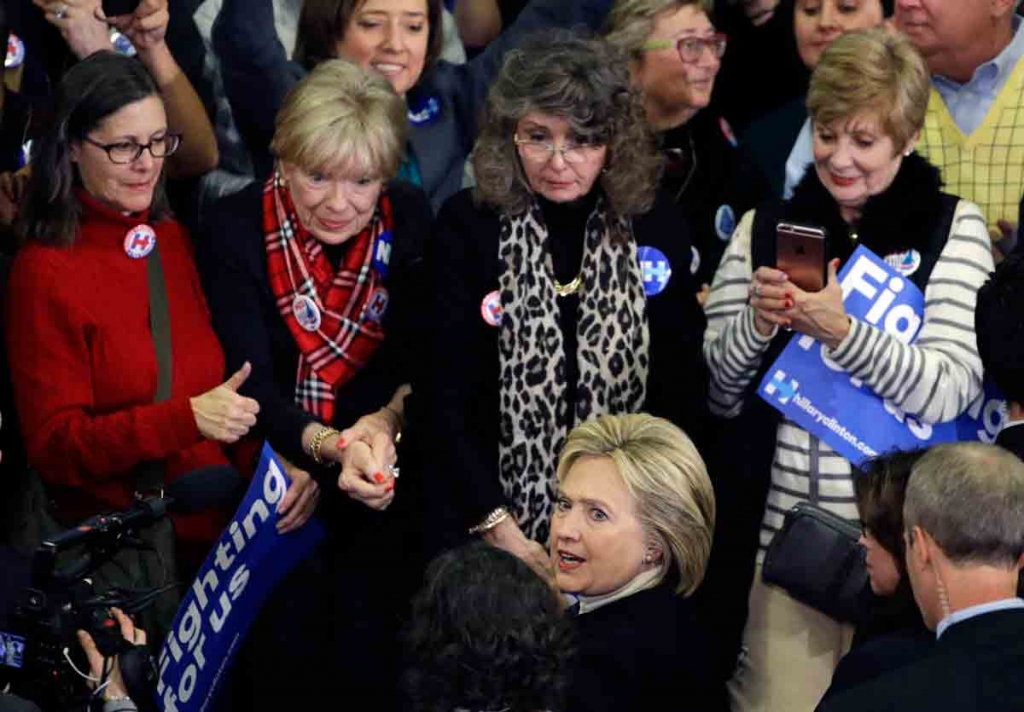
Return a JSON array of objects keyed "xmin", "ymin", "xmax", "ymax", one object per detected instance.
[
  {"xmin": 156, "ymin": 444, "xmax": 325, "ymax": 712},
  {"xmin": 955, "ymin": 380, "xmax": 1008, "ymax": 444},
  {"xmin": 757, "ymin": 245, "xmax": 1002, "ymax": 466}
]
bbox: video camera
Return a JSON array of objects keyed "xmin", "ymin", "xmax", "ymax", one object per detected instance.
[{"xmin": 0, "ymin": 498, "xmax": 172, "ymax": 712}]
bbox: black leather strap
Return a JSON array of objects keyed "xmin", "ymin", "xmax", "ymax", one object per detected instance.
[{"xmin": 137, "ymin": 238, "xmax": 172, "ymax": 494}]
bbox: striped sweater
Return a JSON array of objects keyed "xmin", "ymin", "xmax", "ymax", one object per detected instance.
[{"xmin": 703, "ymin": 201, "xmax": 993, "ymax": 560}]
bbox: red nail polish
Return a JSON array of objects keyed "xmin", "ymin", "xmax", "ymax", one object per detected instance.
[
  {"xmin": 336, "ymin": 437, "xmax": 347, "ymax": 449},
  {"xmin": 373, "ymin": 472, "xmax": 385, "ymax": 484},
  {"xmin": 785, "ymin": 299, "xmax": 793, "ymax": 309},
  {"xmin": 385, "ymin": 482, "xmax": 395, "ymax": 493}
]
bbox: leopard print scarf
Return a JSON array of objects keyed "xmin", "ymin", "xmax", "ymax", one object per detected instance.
[{"xmin": 497, "ymin": 196, "xmax": 650, "ymax": 543}]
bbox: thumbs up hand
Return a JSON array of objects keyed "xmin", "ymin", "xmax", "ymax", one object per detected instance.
[{"xmin": 190, "ymin": 362, "xmax": 261, "ymax": 443}]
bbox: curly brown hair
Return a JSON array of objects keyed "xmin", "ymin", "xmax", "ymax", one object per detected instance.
[
  {"xmin": 401, "ymin": 542, "xmax": 574, "ymax": 712},
  {"xmin": 472, "ymin": 30, "xmax": 662, "ymax": 220}
]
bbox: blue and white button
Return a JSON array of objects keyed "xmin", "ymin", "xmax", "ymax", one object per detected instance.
[
  {"xmin": 638, "ymin": 246, "xmax": 672, "ymax": 297},
  {"xmin": 371, "ymin": 230, "xmax": 393, "ymax": 279},
  {"xmin": 715, "ymin": 204, "xmax": 736, "ymax": 242},
  {"xmin": 408, "ymin": 96, "xmax": 441, "ymax": 126},
  {"xmin": 364, "ymin": 286, "xmax": 390, "ymax": 323},
  {"xmin": 884, "ymin": 249, "xmax": 921, "ymax": 277}
]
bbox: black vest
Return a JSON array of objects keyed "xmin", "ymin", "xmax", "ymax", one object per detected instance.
[{"xmin": 709, "ymin": 152, "xmax": 957, "ymax": 586}]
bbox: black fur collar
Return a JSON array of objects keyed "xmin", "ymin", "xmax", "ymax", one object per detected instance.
[{"xmin": 784, "ymin": 152, "xmax": 945, "ymax": 259}]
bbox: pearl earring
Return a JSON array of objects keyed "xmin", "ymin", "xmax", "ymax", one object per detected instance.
[{"xmin": 643, "ymin": 553, "xmax": 654, "ymax": 565}]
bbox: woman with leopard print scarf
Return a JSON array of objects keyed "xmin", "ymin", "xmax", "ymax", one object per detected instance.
[{"xmin": 414, "ymin": 30, "xmax": 710, "ymax": 581}]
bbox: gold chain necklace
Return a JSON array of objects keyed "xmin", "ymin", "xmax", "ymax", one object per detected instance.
[{"xmin": 553, "ymin": 273, "xmax": 583, "ymax": 297}]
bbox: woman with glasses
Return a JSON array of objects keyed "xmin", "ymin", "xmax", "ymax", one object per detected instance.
[
  {"xmin": 606, "ymin": 0, "xmax": 768, "ymax": 294},
  {"xmin": 416, "ymin": 30, "xmax": 708, "ymax": 579},
  {"xmin": 213, "ymin": 0, "xmax": 614, "ymax": 212},
  {"xmin": 5, "ymin": 52, "xmax": 255, "ymax": 555}
]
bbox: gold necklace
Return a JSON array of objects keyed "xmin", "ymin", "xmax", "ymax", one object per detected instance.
[{"xmin": 553, "ymin": 272, "xmax": 583, "ymax": 297}]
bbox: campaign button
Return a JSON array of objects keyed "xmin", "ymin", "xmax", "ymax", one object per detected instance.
[
  {"xmin": 637, "ymin": 246, "xmax": 672, "ymax": 297},
  {"xmin": 719, "ymin": 116, "xmax": 738, "ymax": 148},
  {"xmin": 18, "ymin": 140, "xmax": 32, "ymax": 168},
  {"xmin": 292, "ymin": 294, "xmax": 322, "ymax": 332},
  {"xmin": 408, "ymin": 96, "xmax": 441, "ymax": 126},
  {"xmin": 715, "ymin": 204, "xmax": 736, "ymax": 242},
  {"xmin": 480, "ymin": 290, "xmax": 503, "ymax": 328},
  {"xmin": 110, "ymin": 31, "xmax": 137, "ymax": 57},
  {"xmin": 123, "ymin": 224, "xmax": 156, "ymax": 259},
  {"xmin": 371, "ymin": 230, "xmax": 393, "ymax": 278},
  {"xmin": 884, "ymin": 249, "xmax": 921, "ymax": 277},
  {"xmin": 364, "ymin": 286, "xmax": 390, "ymax": 323},
  {"xmin": 5, "ymin": 34, "xmax": 25, "ymax": 70}
]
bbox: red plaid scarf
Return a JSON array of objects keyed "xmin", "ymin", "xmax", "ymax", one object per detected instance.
[{"xmin": 263, "ymin": 169, "xmax": 392, "ymax": 424}]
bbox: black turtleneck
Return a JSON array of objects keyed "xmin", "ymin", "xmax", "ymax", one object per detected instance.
[
  {"xmin": 539, "ymin": 191, "xmax": 597, "ymax": 429},
  {"xmin": 322, "ymin": 241, "xmax": 348, "ymax": 270}
]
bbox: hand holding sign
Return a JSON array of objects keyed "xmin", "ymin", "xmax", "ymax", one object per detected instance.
[
  {"xmin": 275, "ymin": 454, "xmax": 320, "ymax": 534},
  {"xmin": 782, "ymin": 259, "xmax": 851, "ymax": 349},
  {"xmin": 758, "ymin": 246, "xmax": 1000, "ymax": 466}
]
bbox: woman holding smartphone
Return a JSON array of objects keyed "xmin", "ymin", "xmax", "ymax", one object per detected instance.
[{"xmin": 702, "ymin": 28, "xmax": 992, "ymax": 712}]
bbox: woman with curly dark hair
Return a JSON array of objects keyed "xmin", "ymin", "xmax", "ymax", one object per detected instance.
[
  {"xmin": 415, "ymin": 30, "xmax": 708, "ymax": 578},
  {"xmin": 402, "ymin": 541, "xmax": 573, "ymax": 712}
]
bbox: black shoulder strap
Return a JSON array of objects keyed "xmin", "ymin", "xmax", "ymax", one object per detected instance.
[
  {"xmin": 137, "ymin": 238, "xmax": 172, "ymax": 494},
  {"xmin": 148, "ymin": 239, "xmax": 173, "ymax": 403},
  {"xmin": 751, "ymin": 201, "xmax": 784, "ymax": 271}
]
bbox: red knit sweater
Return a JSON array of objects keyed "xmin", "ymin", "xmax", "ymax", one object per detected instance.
[{"xmin": 6, "ymin": 191, "xmax": 230, "ymax": 544}]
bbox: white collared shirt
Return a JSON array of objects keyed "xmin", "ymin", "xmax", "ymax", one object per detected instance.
[
  {"xmin": 933, "ymin": 17, "xmax": 1024, "ymax": 136},
  {"xmin": 935, "ymin": 597, "xmax": 1024, "ymax": 639},
  {"xmin": 783, "ymin": 118, "xmax": 814, "ymax": 201},
  {"xmin": 563, "ymin": 567, "xmax": 664, "ymax": 617}
]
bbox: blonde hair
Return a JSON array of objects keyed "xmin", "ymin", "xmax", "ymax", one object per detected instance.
[
  {"xmin": 807, "ymin": 27, "xmax": 929, "ymax": 153},
  {"xmin": 604, "ymin": 0, "xmax": 713, "ymax": 58},
  {"xmin": 556, "ymin": 414, "xmax": 716, "ymax": 597},
  {"xmin": 271, "ymin": 59, "xmax": 408, "ymax": 179}
]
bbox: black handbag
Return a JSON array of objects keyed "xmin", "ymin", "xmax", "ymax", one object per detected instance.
[{"xmin": 761, "ymin": 502, "xmax": 868, "ymax": 623}]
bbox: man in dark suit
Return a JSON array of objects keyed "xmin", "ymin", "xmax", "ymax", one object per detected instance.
[
  {"xmin": 975, "ymin": 252, "xmax": 1024, "ymax": 460},
  {"xmin": 818, "ymin": 443, "xmax": 1024, "ymax": 712}
]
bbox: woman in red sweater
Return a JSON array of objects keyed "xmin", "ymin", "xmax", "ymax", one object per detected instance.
[{"xmin": 5, "ymin": 52, "xmax": 260, "ymax": 553}]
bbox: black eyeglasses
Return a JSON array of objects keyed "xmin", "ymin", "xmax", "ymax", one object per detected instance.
[{"xmin": 82, "ymin": 133, "xmax": 182, "ymax": 164}]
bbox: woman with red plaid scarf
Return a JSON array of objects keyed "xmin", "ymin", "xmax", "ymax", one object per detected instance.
[{"xmin": 198, "ymin": 59, "xmax": 431, "ymax": 712}]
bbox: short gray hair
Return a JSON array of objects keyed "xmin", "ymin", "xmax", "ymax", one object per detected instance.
[
  {"xmin": 905, "ymin": 442, "xmax": 1024, "ymax": 568},
  {"xmin": 556, "ymin": 413, "xmax": 716, "ymax": 597}
]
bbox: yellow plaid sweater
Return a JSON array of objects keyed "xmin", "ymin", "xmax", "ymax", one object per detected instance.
[{"xmin": 918, "ymin": 58, "xmax": 1024, "ymax": 242}]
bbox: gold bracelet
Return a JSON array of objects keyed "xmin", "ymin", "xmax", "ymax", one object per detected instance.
[
  {"xmin": 468, "ymin": 506, "xmax": 511, "ymax": 535},
  {"xmin": 308, "ymin": 426, "xmax": 341, "ymax": 466}
]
